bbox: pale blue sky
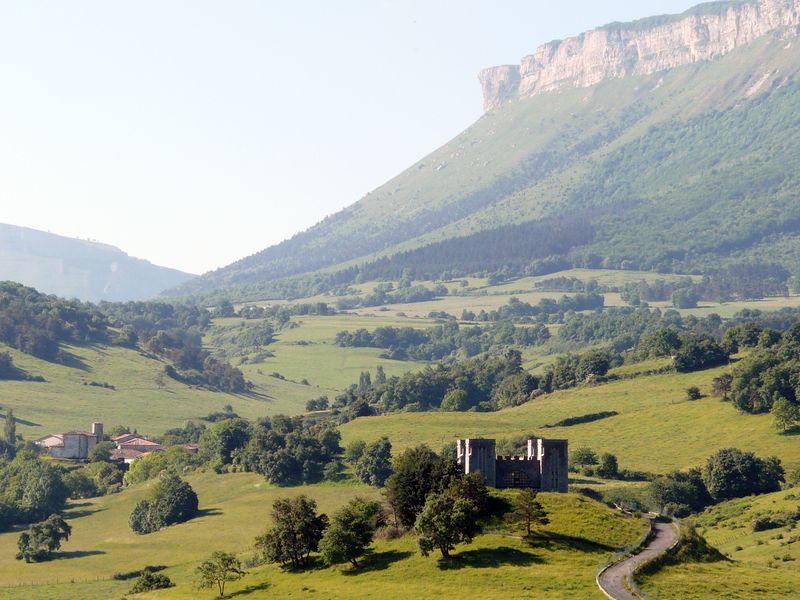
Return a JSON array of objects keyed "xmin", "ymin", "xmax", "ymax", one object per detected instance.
[{"xmin": 0, "ymin": 0, "xmax": 695, "ymax": 274}]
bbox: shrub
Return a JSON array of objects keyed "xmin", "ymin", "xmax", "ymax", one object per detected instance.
[
  {"xmin": 686, "ymin": 387, "xmax": 702, "ymax": 401},
  {"xmin": 130, "ymin": 570, "xmax": 174, "ymax": 593},
  {"xmin": 129, "ymin": 474, "xmax": 198, "ymax": 534}
]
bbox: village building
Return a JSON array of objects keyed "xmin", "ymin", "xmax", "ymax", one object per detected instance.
[
  {"xmin": 34, "ymin": 422, "xmax": 104, "ymax": 460},
  {"xmin": 456, "ymin": 437, "xmax": 569, "ymax": 492}
]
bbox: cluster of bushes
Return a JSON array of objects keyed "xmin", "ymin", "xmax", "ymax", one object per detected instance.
[
  {"xmin": 334, "ymin": 320, "xmax": 550, "ymax": 361},
  {"xmin": 466, "ymin": 294, "xmax": 604, "ymax": 323},
  {"xmin": 622, "ymin": 264, "xmax": 790, "ymax": 308},
  {"xmin": 0, "ymin": 282, "xmax": 108, "ymax": 361},
  {"xmin": 129, "ymin": 473, "xmax": 199, "ymax": 534},
  {"xmin": 534, "ymin": 277, "xmax": 604, "ymax": 293},
  {"xmin": 335, "ymin": 282, "xmax": 447, "ymax": 310},
  {"xmin": 729, "ymin": 322, "xmax": 800, "ymax": 416},
  {"xmin": 188, "ymin": 416, "xmax": 343, "ymax": 486},
  {"xmin": 335, "ymin": 350, "xmax": 535, "ymax": 414},
  {"xmin": 651, "ymin": 448, "xmax": 784, "ymax": 517}
]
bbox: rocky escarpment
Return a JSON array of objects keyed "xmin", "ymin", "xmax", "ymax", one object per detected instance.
[{"xmin": 480, "ymin": 0, "xmax": 800, "ymax": 110}]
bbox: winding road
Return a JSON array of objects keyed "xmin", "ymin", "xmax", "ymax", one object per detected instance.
[{"xmin": 597, "ymin": 519, "xmax": 679, "ymax": 600}]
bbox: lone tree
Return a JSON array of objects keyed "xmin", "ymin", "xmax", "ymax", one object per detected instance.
[
  {"xmin": 415, "ymin": 493, "xmax": 478, "ymax": 559},
  {"xmin": 772, "ymin": 396, "xmax": 799, "ymax": 432},
  {"xmin": 703, "ymin": 448, "xmax": 784, "ymax": 501},
  {"xmin": 4, "ymin": 408, "xmax": 15, "ymax": 445},
  {"xmin": 507, "ymin": 489, "xmax": 549, "ymax": 537},
  {"xmin": 255, "ymin": 495, "xmax": 328, "ymax": 569},
  {"xmin": 195, "ymin": 551, "xmax": 245, "ymax": 597},
  {"xmin": 16, "ymin": 515, "xmax": 72, "ymax": 562},
  {"xmin": 570, "ymin": 447, "xmax": 598, "ymax": 469},
  {"xmin": 129, "ymin": 473, "xmax": 199, "ymax": 534},
  {"xmin": 319, "ymin": 498, "xmax": 382, "ymax": 568},
  {"xmin": 355, "ymin": 437, "xmax": 393, "ymax": 487},
  {"xmin": 596, "ymin": 453, "xmax": 619, "ymax": 479}
]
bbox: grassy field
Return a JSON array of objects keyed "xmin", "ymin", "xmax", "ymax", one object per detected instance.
[
  {"xmin": 638, "ymin": 487, "xmax": 800, "ymax": 598},
  {"xmin": 0, "ymin": 473, "xmax": 646, "ymax": 599},
  {"xmin": 0, "ymin": 343, "xmax": 328, "ymax": 440},
  {"xmin": 208, "ymin": 314, "xmax": 436, "ymax": 391},
  {"xmin": 340, "ymin": 361, "xmax": 800, "ymax": 475}
]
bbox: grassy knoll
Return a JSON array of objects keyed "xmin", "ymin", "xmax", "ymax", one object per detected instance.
[
  {"xmin": 341, "ymin": 363, "xmax": 800, "ymax": 474},
  {"xmin": 638, "ymin": 487, "xmax": 800, "ymax": 598},
  {"xmin": 0, "ymin": 343, "xmax": 322, "ymax": 439},
  {"xmin": 0, "ymin": 474, "xmax": 646, "ymax": 599},
  {"xmin": 209, "ymin": 314, "xmax": 435, "ymax": 391}
]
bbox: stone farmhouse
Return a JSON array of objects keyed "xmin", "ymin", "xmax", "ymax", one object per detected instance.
[
  {"xmin": 456, "ymin": 437, "xmax": 569, "ymax": 492},
  {"xmin": 34, "ymin": 422, "xmax": 176, "ymax": 464},
  {"xmin": 34, "ymin": 422, "xmax": 104, "ymax": 460}
]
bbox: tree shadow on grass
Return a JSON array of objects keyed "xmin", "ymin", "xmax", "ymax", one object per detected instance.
[
  {"xmin": 341, "ymin": 550, "xmax": 413, "ymax": 575},
  {"xmin": 64, "ymin": 503, "xmax": 105, "ymax": 520},
  {"xmin": 53, "ymin": 549, "xmax": 106, "ymax": 560},
  {"xmin": 227, "ymin": 581, "xmax": 271, "ymax": 597},
  {"xmin": 524, "ymin": 531, "xmax": 613, "ymax": 554},
  {"xmin": 780, "ymin": 425, "xmax": 800, "ymax": 436},
  {"xmin": 437, "ymin": 546, "xmax": 543, "ymax": 571},
  {"xmin": 197, "ymin": 507, "xmax": 223, "ymax": 518},
  {"xmin": 59, "ymin": 350, "xmax": 91, "ymax": 372}
]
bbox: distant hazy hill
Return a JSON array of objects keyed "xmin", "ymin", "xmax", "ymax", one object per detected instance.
[
  {"xmin": 0, "ymin": 223, "xmax": 194, "ymax": 302},
  {"xmin": 170, "ymin": 0, "xmax": 800, "ymax": 303}
]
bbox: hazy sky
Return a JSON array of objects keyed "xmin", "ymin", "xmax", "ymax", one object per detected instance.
[{"xmin": 0, "ymin": 0, "xmax": 695, "ymax": 274}]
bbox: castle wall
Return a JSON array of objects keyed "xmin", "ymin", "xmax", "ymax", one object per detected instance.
[
  {"xmin": 496, "ymin": 456, "xmax": 540, "ymax": 489},
  {"xmin": 538, "ymin": 439, "xmax": 569, "ymax": 493},
  {"xmin": 457, "ymin": 438, "xmax": 497, "ymax": 487}
]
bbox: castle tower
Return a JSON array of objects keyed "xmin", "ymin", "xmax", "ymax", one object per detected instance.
[
  {"xmin": 456, "ymin": 439, "xmax": 497, "ymax": 487},
  {"xmin": 538, "ymin": 438, "xmax": 568, "ymax": 492}
]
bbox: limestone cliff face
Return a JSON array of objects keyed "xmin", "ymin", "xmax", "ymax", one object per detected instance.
[{"xmin": 480, "ymin": 0, "xmax": 800, "ymax": 110}]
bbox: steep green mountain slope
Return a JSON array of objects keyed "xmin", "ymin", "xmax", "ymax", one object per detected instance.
[
  {"xmin": 171, "ymin": 19, "xmax": 800, "ymax": 303},
  {"xmin": 0, "ymin": 223, "xmax": 193, "ymax": 302}
]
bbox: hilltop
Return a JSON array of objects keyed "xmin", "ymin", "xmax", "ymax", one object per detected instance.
[
  {"xmin": 168, "ymin": 0, "xmax": 800, "ymax": 304},
  {"xmin": 0, "ymin": 223, "xmax": 193, "ymax": 302}
]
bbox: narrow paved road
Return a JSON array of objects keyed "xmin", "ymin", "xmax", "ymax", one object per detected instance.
[{"xmin": 597, "ymin": 519, "xmax": 678, "ymax": 600}]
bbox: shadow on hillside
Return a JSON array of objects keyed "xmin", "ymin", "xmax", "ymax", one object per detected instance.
[
  {"xmin": 0, "ymin": 412, "xmax": 40, "ymax": 427},
  {"xmin": 780, "ymin": 425, "xmax": 800, "ymax": 436},
  {"xmin": 53, "ymin": 549, "xmax": 106, "ymax": 560},
  {"xmin": 569, "ymin": 478, "xmax": 601, "ymax": 485},
  {"xmin": 437, "ymin": 546, "xmax": 543, "ymax": 570},
  {"xmin": 64, "ymin": 503, "xmax": 105, "ymax": 520},
  {"xmin": 524, "ymin": 531, "xmax": 613, "ymax": 554},
  {"xmin": 342, "ymin": 550, "xmax": 413, "ymax": 575},
  {"xmin": 227, "ymin": 580, "xmax": 271, "ymax": 597},
  {"xmin": 197, "ymin": 507, "xmax": 223, "ymax": 518},
  {"xmin": 59, "ymin": 351, "xmax": 91, "ymax": 372}
]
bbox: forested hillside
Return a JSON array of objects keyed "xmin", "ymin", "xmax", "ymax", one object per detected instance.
[{"xmin": 169, "ymin": 33, "xmax": 800, "ymax": 303}]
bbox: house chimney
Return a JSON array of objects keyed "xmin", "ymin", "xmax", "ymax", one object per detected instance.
[{"xmin": 92, "ymin": 422, "xmax": 104, "ymax": 443}]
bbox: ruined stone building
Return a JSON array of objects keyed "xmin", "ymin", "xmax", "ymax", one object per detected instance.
[{"xmin": 456, "ymin": 437, "xmax": 568, "ymax": 492}]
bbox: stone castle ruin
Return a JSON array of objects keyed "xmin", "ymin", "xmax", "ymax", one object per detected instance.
[{"xmin": 457, "ymin": 437, "xmax": 568, "ymax": 492}]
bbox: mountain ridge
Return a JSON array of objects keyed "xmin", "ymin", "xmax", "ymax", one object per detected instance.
[
  {"xmin": 167, "ymin": 1, "xmax": 800, "ymax": 304},
  {"xmin": 479, "ymin": 0, "xmax": 800, "ymax": 110},
  {"xmin": 0, "ymin": 223, "xmax": 194, "ymax": 302}
]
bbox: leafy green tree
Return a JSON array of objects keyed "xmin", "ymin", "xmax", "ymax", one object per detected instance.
[
  {"xmin": 772, "ymin": 396, "xmax": 799, "ymax": 432},
  {"xmin": 255, "ymin": 496, "xmax": 328, "ymax": 569},
  {"xmin": 507, "ymin": 489, "xmax": 548, "ymax": 536},
  {"xmin": 195, "ymin": 551, "xmax": 245, "ymax": 597},
  {"xmin": 344, "ymin": 440, "xmax": 366, "ymax": 465},
  {"xmin": 199, "ymin": 418, "xmax": 251, "ymax": 467},
  {"xmin": 596, "ymin": 453, "xmax": 619, "ymax": 479},
  {"xmin": 129, "ymin": 474, "xmax": 198, "ymax": 534},
  {"xmin": 4, "ymin": 409, "xmax": 15, "ymax": 446},
  {"xmin": 63, "ymin": 469, "xmax": 98, "ymax": 499},
  {"xmin": 319, "ymin": 498, "xmax": 381, "ymax": 568},
  {"xmin": 384, "ymin": 446, "xmax": 440, "ymax": 528},
  {"xmin": 570, "ymin": 447, "xmax": 598, "ymax": 468},
  {"xmin": 448, "ymin": 471, "xmax": 490, "ymax": 516},
  {"xmin": 375, "ymin": 365, "xmax": 387, "ymax": 386},
  {"xmin": 649, "ymin": 468, "xmax": 712, "ymax": 516},
  {"xmin": 440, "ymin": 388, "xmax": 469, "ymax": 412},
  {"xmin": 415, "ymin": 493, "xmax": 478, "ymax": 559},
  {"xmin": 355, "ymin": 438, "xmax": 393, "ymax": 487},
  {"xmin": 703, "ymin": 448, "xmax": 784, "ymax": 501},
  {"xmin": 674, "ymin": 335, "xmax": 728, "ymax": 373},
  {"xmin": 711, "ymin": 373, "xmax": 733, "ymax": 400},
  {"xmin": 89, "ymin": 441, "xmax": 115, "ymax": 463},
  {"xmin": 16, "ymin": 514, "xmax": 71, "ymax": 562}
]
